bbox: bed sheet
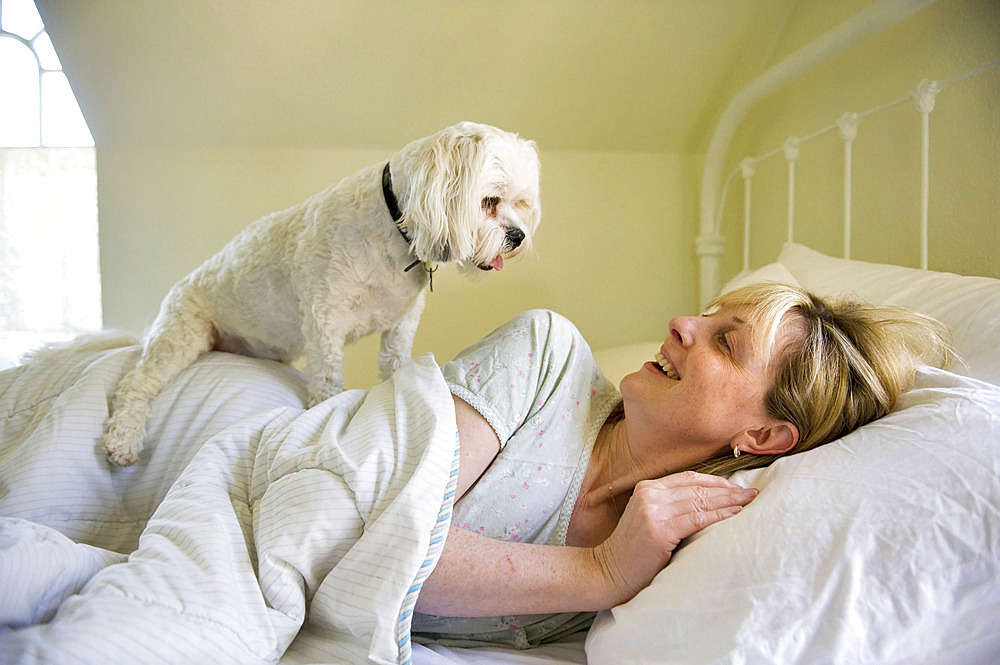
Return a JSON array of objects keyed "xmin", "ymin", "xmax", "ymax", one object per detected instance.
[
  {"xmin": 0, "ymin": 346, "xmax": 309, "ymax": 552},
  {"xmin": 411, "ymin": 638, "xmax": 586, "ymax": 664},
  {"xmin": 1, "ymin": 347, "xmax": 464, "ymax": 664}
]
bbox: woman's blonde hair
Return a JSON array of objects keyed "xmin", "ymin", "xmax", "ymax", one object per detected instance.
[{"xmin": 693, "ymin": 281, "xmax": 953, "ymax": 476}]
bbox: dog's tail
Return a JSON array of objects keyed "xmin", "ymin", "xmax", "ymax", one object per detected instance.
[{"xmin": 19, "ymin": 330, "xmax": 140, "ymax": 368}]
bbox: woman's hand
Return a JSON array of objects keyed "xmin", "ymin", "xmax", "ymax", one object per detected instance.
[{"xmin": 592, "ymin": 471, "xmax": 757, "ymax": 605}]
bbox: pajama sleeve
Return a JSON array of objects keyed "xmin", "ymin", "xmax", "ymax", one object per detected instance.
[{"xmin": 440, "ymin": 309, "xmax": 604, "ymax": 449}]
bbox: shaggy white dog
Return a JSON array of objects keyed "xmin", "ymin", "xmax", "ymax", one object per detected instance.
[{"xmin": 103, "ymin": 121, "xmax": 540, "ymax": 466}]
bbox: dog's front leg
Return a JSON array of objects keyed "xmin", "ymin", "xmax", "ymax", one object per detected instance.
[
  {"xmin": 301, "ymin": 310, "xmax": 348, "ymax": 405},
  {"xmin": 104, "ymin": 287, "xmax": 215, "ymax": 465},
  {"xmin": 378, "ymin": 291, "xmax": 426, "ymax": 382},
  {"xmin": 304, "ymin": 338, "xmax": 346, "ymax": 406}
]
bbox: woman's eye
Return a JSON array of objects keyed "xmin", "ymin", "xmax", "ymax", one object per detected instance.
[{"xmin": 716, "ymin": 331, "xmax": 732, "ymax": 351}]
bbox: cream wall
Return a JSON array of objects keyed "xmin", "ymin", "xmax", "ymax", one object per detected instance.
[
  {"xmin": 718, "ymin": 0, "xmax": 1000, "ymax": 282},
  {"xmin": 98, "ymin": 147, "xmax": 698, "ymax": 388},
  {"xmin": 95, "ymin": 0, "xmax": 997, "ymax": 390}
]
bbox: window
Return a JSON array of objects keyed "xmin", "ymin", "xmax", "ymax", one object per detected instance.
[{"xmin": 0, "ymin": 0, "xmax": 100, "ymax": 368}]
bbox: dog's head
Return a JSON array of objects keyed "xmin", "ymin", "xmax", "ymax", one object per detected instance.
[{"xmin": 388, "ymin": 121, "xmax": 540, "ymax": 273}]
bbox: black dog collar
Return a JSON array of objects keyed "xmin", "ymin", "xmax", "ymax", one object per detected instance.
[
  {"xmin": 382, "ymin": 162, "xmax": 438, "ymax": 288},
  {"xmin": 382, "ymin": 162, "xmax": 407, "ymax": 234}
]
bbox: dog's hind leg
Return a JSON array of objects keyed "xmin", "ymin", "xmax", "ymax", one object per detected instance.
[{"xmin": 102, "ymin": 289, "xmax": 215, "ymax": 466}]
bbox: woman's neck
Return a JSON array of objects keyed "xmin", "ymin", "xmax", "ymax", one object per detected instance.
[
  {"xmin": 569, "ymin": 411, "xmax": 705, "ymax": 547},
  {"xmin": 566, "ymin": 418, "xmax": 638, "ymax": 547}
]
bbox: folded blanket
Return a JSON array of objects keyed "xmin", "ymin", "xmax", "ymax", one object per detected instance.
[{"xmin": 1, "ymin": 351, "xmax": 459, "ymax": 665}]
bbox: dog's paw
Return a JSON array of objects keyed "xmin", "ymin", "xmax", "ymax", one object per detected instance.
[
  {"xmin": 105, "ymin": 445, "xmax": 138, "ymax": 467},
  {"xmin": 307, "ymin": 386, "xmax": 341, "ymax": 408},
  {"xmin": 308, "ymin": 376, "xmax": 344, "ymax": 406},
  {"xmin": 103, "ymin": 416, "xmax": 146, "ymax": 467},
  {"xmin": 378, "ymin": 355, "xmax": 407, "ymax": 382}
]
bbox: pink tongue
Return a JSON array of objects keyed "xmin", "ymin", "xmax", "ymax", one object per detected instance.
[{"xmin": 489, "ymin": 256, "xmax": 504, "ymax": 271}]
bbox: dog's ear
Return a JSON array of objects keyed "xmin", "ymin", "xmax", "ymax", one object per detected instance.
[{"xmin": 398, "ymin": 124, "xmax": 489, "ymax": 262}]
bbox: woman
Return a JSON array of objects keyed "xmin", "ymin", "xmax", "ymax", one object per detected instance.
[{"xmin": 412, "ymin": 281, "xmax": 951, "ymax": 647}]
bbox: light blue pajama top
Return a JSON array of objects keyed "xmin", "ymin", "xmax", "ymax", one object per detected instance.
[{"xmin": 412, "ymin": 309, "xmax": 622, "ymax": 649}]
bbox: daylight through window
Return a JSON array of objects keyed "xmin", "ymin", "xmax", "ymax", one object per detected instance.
[{"xmin": 1, "ymin": 0, "xmax": 101, "ymax": 368}]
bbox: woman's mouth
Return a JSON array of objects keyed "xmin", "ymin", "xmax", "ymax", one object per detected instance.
[{"xmin": 653, "ymin": 352, "xmax": 680, "ymax": 380}]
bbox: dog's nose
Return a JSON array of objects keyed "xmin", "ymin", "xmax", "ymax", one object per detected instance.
[{"xmin": 505, "ymin": 228, "xmax": 525, "ymax": 250}]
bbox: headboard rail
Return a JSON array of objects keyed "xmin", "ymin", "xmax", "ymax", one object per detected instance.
[
  {"xmin": 696, "ymin": 0, "xmax": 947, "ymax": 308},
  {"xmin": 715, "ymin": 56, "xmax": 999, "ymax": 288}
]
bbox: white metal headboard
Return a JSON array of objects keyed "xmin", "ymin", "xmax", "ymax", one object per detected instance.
[
  {"xmin": 715, "ymin": 57, "xmax": 999, "ymax": 285},
  {"xmin": 695, "ymin": 0, "xmax": 943, "ymax": 308}
]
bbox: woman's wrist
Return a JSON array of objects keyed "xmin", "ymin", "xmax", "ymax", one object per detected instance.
[
  {"xmin": 588, "ymin": 540, "xmax": 640, "ymax": 608},
  {"xmin": 416, "ymin": 526, "xmax": 623, "ymax": 616}
]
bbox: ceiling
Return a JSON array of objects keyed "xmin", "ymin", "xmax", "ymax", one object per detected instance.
[{"xmin": 35, "ymin": 0, "xmax": 807, "ymax": 153}]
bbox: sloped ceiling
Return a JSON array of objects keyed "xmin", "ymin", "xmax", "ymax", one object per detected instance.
[{"xmin": 35, "ymin": 0, "xmax": 802, "ymax": 152}]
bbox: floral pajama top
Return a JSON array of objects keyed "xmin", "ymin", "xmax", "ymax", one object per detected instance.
[{"xmin": 411, "ymin": 309, "xmax": 622, "ymax": 649}]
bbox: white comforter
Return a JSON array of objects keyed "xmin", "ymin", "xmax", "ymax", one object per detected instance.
[{"xmin": 0, "ymin": 346, "xmax": 460, "ymax": 665}]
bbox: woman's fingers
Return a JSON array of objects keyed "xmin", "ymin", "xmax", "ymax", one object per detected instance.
[
  {"xmin": 653, "ymin": 469, "xmax": 747, "ymax": 490},
  {"xmin": 634, "ymin": 474, "xmax": 756, "ymax": 520},
  {"xmin": 662, "ymin": 492, "xmax": 753, "ymax": 540},
  {"xmin": 657, "ymin": 482, "xmax": 756, "ymax": 512},
  {"xmin": 643, "ymin": 485, "xmax": 756, "ymax": 544}
]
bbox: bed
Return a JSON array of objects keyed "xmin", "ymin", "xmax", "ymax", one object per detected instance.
[{"xmin": 3, "ymin": 4, "xmax": 1000, "ymax": 665}]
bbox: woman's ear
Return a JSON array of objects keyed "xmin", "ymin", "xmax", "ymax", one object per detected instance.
[{"xmin": 734, "ymin": 421, "xmax": 799, "ymax": 456}]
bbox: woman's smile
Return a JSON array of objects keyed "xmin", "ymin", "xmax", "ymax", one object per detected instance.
[{"xmin": 653, "ymin": 351, "xmax": 680, "ymax": 380}]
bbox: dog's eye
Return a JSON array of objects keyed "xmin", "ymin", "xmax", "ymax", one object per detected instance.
[{"xmin": 482, "ymin": 196, "xmax": 500, "ymax": 216}]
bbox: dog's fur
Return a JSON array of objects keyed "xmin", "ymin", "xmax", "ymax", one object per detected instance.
[{"xmin": 102, "ymin": 121, "xmax": 540, "ymax": 465}]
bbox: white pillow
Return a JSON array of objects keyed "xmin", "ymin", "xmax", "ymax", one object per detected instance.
[
  {"xmin": 777, "ymin": 242, "xmax": 1000, "ymax": 386},
  {"xmin": 593, "ymin": 342, "xmax": 660, "ymax": 388},
  {"xmin": 586, "ymin": 367, "xmax": 1000, "ymax": 665},
  {"xmin": 719, "ymin": 261, "xmax": 800, "ymax": 294}
]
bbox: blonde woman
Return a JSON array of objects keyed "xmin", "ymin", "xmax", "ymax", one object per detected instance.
[{"xmin": 413, "ymin": 282, "xmax": 951, "ymax": 647}]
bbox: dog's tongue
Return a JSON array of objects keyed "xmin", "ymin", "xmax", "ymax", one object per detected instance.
[{"xmin": 489, "ymin": 256, "xmax": 504, "ymax": 271}]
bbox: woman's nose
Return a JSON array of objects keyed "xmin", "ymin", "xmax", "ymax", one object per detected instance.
[{"xmin": 668, "ymin": 316, "xmax": 698, "ymax": 347}]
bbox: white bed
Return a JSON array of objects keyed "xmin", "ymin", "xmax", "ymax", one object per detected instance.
[{"xmin": 3, "ymin": 5, "xmax": 1000, "ymax": 665}]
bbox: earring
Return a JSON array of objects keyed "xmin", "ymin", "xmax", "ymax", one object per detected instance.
[{"xmin": 733, "ymin": 446, "xmax": 741, "ymax": 458}]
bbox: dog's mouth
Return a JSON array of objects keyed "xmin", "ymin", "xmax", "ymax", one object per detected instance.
[
  {"xmin": 478, "ymin": 227, "xmax": 527, "ymax": 270},
  {"xmin": 479, "ymin": 256, "xmax": 505, "ymax": 271}
]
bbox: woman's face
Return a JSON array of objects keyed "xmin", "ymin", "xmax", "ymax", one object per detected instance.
[{"xmin": 618, "ymin": 306, "xmax": 794, "ymax": 470}]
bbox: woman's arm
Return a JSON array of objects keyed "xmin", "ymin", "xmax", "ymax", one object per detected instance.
[
  {"xmin": 451, "ymin": 394, "xmax": 503, "ymax": 499},
  {"xmin": 417, "ymin": 396, "xmax": 757, "ymax": 616},
  {"xmin": 418, "ymin": 473, "xmax": 755, "ymax": 616},
  {"xmin": 417, "ymin": 525, "xmax": 609, "ymax": 615}
]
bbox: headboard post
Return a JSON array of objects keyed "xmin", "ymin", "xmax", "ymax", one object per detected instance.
[
  {"xmin": 836, "ymin": 113, "xmax": 861, "ymax": 259},
  {"xmin": 913, "ymin": 79, "xmax": 941, "ymax": 270}
]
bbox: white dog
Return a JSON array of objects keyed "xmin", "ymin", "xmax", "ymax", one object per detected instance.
[{"xmin": 103, "ymin": 121, "xmax": 540, "ymax": 466}]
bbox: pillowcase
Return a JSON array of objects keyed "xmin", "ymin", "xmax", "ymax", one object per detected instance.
[
  {"xmin": 719, "ymin": 261, "xmax": 800, "ymax": 294},
  {"xmin": 586, "ymin": 366, "xmax": 1000, "ymax": 665},
  {"xmin": 592, "ymin": 342, "xmax": 661, "ymax": 388},
  {"xmin": 777, "ymin": 242, "xmax": 1000, "ymax": 386}
]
